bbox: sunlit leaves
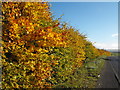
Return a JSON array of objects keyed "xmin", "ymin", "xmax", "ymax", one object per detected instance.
[
  {"xmin": 2, "ymin": 2, "xmax": 111, "ymax": 89},
  {"xmin": 2, "ymin": 2, "xmax": 54, "ymax": 88}
]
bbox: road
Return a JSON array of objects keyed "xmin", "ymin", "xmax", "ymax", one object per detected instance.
[
  {"xmin": 107, "ymin": 56, "xmax": 120, "ymax": 85},
  {"xmin": 96, "ymin": 56, "xmax": 120, "ymax": 88}
]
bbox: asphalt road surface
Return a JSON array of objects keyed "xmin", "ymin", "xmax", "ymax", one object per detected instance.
[{"xmin": 96, "ymin": 56, "xmax": 120, "ymax": 88}]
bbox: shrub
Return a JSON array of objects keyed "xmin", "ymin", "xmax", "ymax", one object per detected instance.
[{"xmin": 2, "ymin": 2, "xmax": 111, "ymax": 88}]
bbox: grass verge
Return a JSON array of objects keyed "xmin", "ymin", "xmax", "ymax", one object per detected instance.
[
  {"xmin": 53, "ymin": 56, "xmax": 106, "ymax": 88},
  {"xmin": 111, "ymin": 52, "xmax": 120, "ymax": 56}
]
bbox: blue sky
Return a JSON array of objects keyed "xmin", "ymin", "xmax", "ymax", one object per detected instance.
[
  {"xmin": 49, "ymin": 2, "xmax": 118, "ymax": 49},
  {"xmin": 46, "ymin": 0, "xmax": 119, "ymax": 2}
]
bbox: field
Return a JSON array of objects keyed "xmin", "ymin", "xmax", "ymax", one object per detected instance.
[{"xmin": 111, "ymin": 52, "xmax": 120, "ymax": 56}]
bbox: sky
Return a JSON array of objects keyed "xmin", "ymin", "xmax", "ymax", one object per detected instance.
[
  {"xmin": 2, "ymin": 0, "xmax": 120, "ymax": 2},
  {"xmin": 49, "ymin": 2, "xmax": 118, "ymax": 50},
  {"xmin": 47, "ymin": 0, "xmax": 119, "ymax": 2}
]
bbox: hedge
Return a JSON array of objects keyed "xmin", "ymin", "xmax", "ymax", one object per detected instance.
[{"xmin": 2, "ymin": 2, "xmax": 111, "ymax": 88}]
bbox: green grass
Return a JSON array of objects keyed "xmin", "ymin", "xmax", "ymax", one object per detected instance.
[
  {"xmin": 52, "ymin": 56, "xmax": 106, "ymax": 88},
  {"xmin": 111, "ymin": 52, "xmax": 120, "ymax": 56}
]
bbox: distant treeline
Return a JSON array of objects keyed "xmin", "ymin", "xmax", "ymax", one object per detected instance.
[{"xmin": 107, "ymin": 49, "xmax": 120, "ymax": 53}]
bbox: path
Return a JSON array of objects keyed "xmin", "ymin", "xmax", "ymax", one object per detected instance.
[{"xmin": 96, "ymin": 56, "xmax": 120, "ymax": 88}]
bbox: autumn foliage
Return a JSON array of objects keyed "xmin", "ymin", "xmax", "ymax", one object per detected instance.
[{"xmin": 2, "ymin": 2, "xmax": 111, "ymax": 88}]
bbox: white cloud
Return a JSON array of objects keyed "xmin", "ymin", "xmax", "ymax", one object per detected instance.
[
  {"xmin": 86, "ymin": 37, "xmax": 118, "ymax": 50},
  {"xmin": 112, "ymin": 33, "xmax": 118, "ymax": 37},
  {"xmin": 111, "ymin": 44, "xmax": 118, "ymax": 48},
  {"xmin": 93, "ymin": 42, "xmax": 118, "ymax": 49},
  {"xmin": 94, "ymin": 43, "xmax": 107, "ymax": 49},
  {"xmin": 86, "ymin": 37, "xmax": 91, "ymax": 41}
]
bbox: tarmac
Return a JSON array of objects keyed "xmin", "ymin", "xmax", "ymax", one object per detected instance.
[{"xmin": 96, "ymin": 56, "xmax": 120, "ymax": 89}]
